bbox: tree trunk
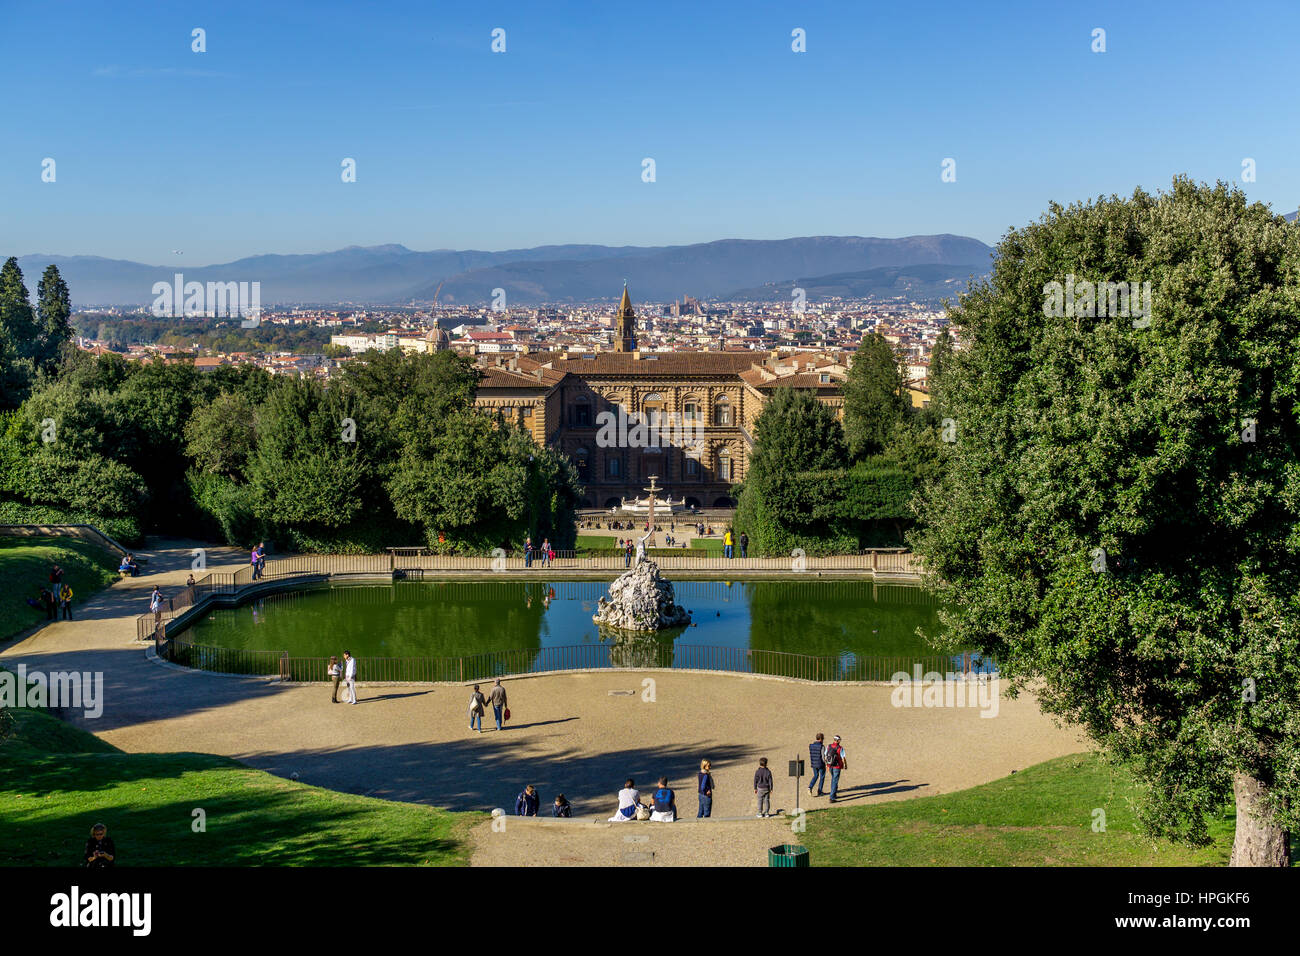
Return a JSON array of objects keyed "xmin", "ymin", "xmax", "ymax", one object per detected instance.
[{"xmin": 1229, "ymin": 772, "xmax": 1290, "ymax": 867}]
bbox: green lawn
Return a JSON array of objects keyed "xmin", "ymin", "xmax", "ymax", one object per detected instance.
[
  {"xmin": 0, "ymin": 700, "xmax": 480, "ymax": 867},
  {"xmin": 798, "ymin": 753, "xmax": 1235, "ymax": 866},
  {"xmin": 689, "ymin": 537, "xmax": 725, "ymax": 553},
  {"xmin": 575, "ymin": 534, "xmax": 618, "ymax": 552},
  {"xmin": 0, "ymin": 537, "xmax": 121, "ymax": 642}
]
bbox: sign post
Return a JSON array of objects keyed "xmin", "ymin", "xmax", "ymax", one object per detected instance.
[{"xmin": 789, "ymin": 756, "xmax": 805, "ymax": 812}]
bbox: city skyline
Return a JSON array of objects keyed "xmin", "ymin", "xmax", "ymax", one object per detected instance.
[{"xmin": 5, "ymin": 0, "xmax": 1298, "ymax": 264}]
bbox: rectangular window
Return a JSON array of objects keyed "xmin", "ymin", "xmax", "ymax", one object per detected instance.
[
  {"xmin": 685, "ymin": 457, "xmax": 699, "ymax": 477},
  {"xmin": 607, "ymin": 457, "xmax": 621, "ymax": 478}
]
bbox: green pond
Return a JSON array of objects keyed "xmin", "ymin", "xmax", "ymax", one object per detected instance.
[{"xmin": 182, "ymin": 579, "xmax": 987, "ymax": 681}]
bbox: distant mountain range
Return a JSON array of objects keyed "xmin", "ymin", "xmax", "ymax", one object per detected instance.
[
  {"xmin": 723, "ymin": 263, "xmax": 988, "ymax": 303},
  {"xmin": 15, "ymin": 235, "xmax": 995, "ymax": 308}
]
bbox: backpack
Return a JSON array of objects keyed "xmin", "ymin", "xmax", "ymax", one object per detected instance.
[{"xmin": 824, "ymin": 744, "xmax": 840, "ymax": 768}]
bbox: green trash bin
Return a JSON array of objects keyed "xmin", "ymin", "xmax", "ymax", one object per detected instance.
[{"xmin": 768, "ymin": 844, "xmax": 809, "ymax": 867}]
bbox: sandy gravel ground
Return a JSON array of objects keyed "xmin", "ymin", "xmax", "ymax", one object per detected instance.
[{"xmin": 2, "ymin": 541, "xmax": 1087, "ymax": 866}]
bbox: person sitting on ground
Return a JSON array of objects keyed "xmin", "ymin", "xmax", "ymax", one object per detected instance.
[
  {"xmin": 650, "ymin": 776, "xmax": 677, "ymax": 822},
  {"xmin": 552, "ymin": 794, "xmax": 572, "ymax": 818},
  {"xmin": 515, "ymin": 784, "xmax": 540, "ymax": 817},
  {"xmin": 84, "ymin": 823, "xmax": 115, "ymax": 868},
  {"xmin": 608, "ymin": 778, "xmax": 643, "ymax": 822}
]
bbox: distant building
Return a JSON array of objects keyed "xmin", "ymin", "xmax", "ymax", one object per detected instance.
[{"xmin": 472, "ymin": 286, "xmax": 848, "ymax": 510}]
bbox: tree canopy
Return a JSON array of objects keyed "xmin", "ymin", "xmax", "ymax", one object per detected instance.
[{"xmin": 913, "ymin": 178, "xmax": 1300, "ymax": 865}]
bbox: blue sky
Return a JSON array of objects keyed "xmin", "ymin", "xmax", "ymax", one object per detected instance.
[{"xmin": 3, "ymin": 0, "xmax": 1297, "ymax": 265}]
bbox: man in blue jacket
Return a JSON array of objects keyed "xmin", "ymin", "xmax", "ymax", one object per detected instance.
[
  {"xmin": 515, "ymin": 784, "xmax": 539, "ymax": 816},
  {"xmin": 808, "ymin": 732, "xmax": 826, "ymax": 797}
]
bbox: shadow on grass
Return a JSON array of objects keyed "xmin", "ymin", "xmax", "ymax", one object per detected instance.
[{"xmin": 1, "ymin": 765, "xmax": 468, "ymax": 867}]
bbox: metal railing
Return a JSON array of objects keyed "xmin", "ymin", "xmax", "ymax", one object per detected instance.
[
  {"xmin": 163, "ymin": 638, "xmax": 990, "ymax": 684},
  {"xmin": 137, "ymin": 549, "xmax": 924, "ymax": 642}
]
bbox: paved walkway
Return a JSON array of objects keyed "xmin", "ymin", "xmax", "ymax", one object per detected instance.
[{"xmin": 1, "ymin": 541, "xmax": 1087, "ymax": 866}]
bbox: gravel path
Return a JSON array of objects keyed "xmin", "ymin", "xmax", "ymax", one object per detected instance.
[{"xmin": 2, "ymin": 540, "xmax": 1087, "ymax": 867}]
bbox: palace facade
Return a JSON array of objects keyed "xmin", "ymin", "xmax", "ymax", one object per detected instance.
[{"xmin": 473, "ymin": 287, "xmax": 848, "ymax": 509}]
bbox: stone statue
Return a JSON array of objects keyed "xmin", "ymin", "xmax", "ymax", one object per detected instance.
[{"xmin": 593, "ymin": 559, "xmax": 691, "ymax": 632}]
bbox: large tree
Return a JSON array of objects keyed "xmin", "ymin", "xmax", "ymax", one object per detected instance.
[
  {"xmin": 842, "ymin": 331, "xmax": 910, "ymax": 459},
  {"xmin": 0, "ymin": 258, "xmax": 39, "ymax": 408},
  {"xmin": 36, "ymin": 264, "xmax": 73, "ymax": 372},
  {"xmin": 914, "ymin": 178, "xmax": 1300, "ymax": 865}
]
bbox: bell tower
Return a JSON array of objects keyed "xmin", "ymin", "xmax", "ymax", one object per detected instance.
[{"xmin": 615, "ymin": 283, "xmax": 637, "ymax": 352}]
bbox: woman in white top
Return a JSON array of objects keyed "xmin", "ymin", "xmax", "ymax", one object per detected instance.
[{"xmin": 608, "ymin": 778, "xmax": 643, "ymax": 822}]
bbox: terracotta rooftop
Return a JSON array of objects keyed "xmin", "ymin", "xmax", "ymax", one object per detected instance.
[{"xmin": 535, "ymin": 351, "xmax": 761, "ymax": 376}]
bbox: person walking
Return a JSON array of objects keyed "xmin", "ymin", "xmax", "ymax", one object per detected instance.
[
  {"xmin": 826, "ymin": 734, "xmax": 847, "ymax": 802},
  {"xmin": 489, "ymin": 678, "xmax": 508, "ymax": 731},
  {"xmin": 623, "ymin": 538, "xmax": 633, "ymax": 568},
  {"xmin": 59, "ymin": 583, "xmax": 73, "ymax": 620},
  {"xmin": 515, "ymin": 784, "xmax": 539, "ymax": 816},
  {"xmin": 808, "ymin": 732, "xmax": 827, "ymax": 797},
  {"xmin": 328, "ymin": 655, "xmax": 342, "ymax": 703},
  {"xmin": 723, "ymin": 529, "xmax": 734, "ymax": 559},
  {"xmin": 697, "ymin": 759, "xmax": 715, "ymax": 818},
  {"xmin": 149, "ymin": 586, "xmax": 163, "ymax": 625},
  {"xmin": 342, "ymin": 651, "xmax": 357, "ymax": 705},
  {"xmin": 754, "ymin": 757, "xmax": 774, "ymax": 817},
  {"xmin": 739, "ymin": 531, "xmax": 749, "ymax": 559},
  {"xmin": 250, "ymin": 544, "xmax": 261, "ymax": 581},
  {"xmin": 256, "ymin": 541, "xmax": 267, "ymax": 577},
  {"xmin": 468, "ymin": 684, "xmax": 486, "ymax": 733}
]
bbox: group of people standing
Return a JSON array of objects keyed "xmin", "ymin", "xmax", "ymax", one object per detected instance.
[
  {"xmin": 327, "ymin": 652, "xmax": 358, "ymax": 704},
  {"xmin": 808, "ymin": 732, "xmax": 847, "ymax": 801},
  {"xmin": 522, "ymin": 537, "xmax": 555, "ymax": 568},
  {"xmin": 722, "ymin": 529, "xmax": 749, "ymax": 559},
  {"xmin": 27, "ymin": 563, "xmax": 73, "ymax": 621}
]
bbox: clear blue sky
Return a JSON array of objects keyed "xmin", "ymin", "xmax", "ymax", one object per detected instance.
[{"xmin": 3, "ymin": 0, "xmax": 1297, "ymax": 265}]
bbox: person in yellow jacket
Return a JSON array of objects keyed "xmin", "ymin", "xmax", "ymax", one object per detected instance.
[
  {"xmin": 59, "ymin": 583, "xmax": 73, "ymax": 620},
  {"xmin": 724, "ymin": 529, "xmax": 734, "ymax": 559}
]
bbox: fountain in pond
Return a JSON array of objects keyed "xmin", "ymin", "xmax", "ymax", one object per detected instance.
[{"xmin": 593, "ymin": 475, "xmax": 692, "ymax": 633}]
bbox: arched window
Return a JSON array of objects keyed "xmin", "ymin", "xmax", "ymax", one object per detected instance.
[{"xmin": 715, "ymin": 396, "xmax": 732, "ymax": 426}]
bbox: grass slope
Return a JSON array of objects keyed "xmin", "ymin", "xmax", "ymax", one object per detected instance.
[
  {"xmin": 0, "ymin": 536, "xmax": 121, "ymax": 641},
  {"xmin": 0, "ymin": 702, "xmax": 479, "ymax": 867},
  {"xmin": 798, "ymin": 753, "xmax": 1235, "ymax": 866}
]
